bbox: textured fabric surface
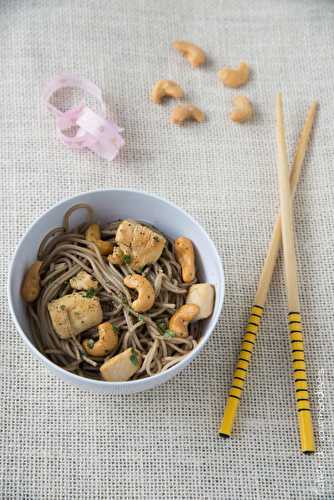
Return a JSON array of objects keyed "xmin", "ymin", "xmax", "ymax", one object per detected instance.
[{"xmin": 0, "ymin": 1, "xmax": 333, "ymax": 499}]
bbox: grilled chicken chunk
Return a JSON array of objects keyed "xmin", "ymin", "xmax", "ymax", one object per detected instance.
[
  {"xmin": 115, "ymin": 220, "xmax": 165, "ymax": 270},
  {"xmin": 69, "ymin": 270, "xmax": 98, "ymax": 291},
  {"xmin": 100, "ymin": 348, "xmax": 142, "ymax": 382},
  {"xmin": 48, "ymin": 292, "xmax": 103, "ymax": 339}
]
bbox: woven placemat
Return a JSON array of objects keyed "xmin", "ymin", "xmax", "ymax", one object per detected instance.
[{"xmin": 0, "ymin": 1, "xmax": 333, "ymax": 498}]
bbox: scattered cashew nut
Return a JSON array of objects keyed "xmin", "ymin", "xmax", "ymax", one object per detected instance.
[
  {"xmin": 186, "ymin": 283, "xmax": 215, "ymax": 320},
  {"xmin": 170, "ymin": 105, "xmax": 205, "ymax": 125},
  {"xmin": 168, "ymin": 304, "xmax": 200, "ymax": 338},
  {"xmin": 175, "ymin": 236, "xmax": 196, "ymax": 283},
  {"xmin": 21, "ymin": 261, "xmax": 43, "ymax": 303},
  {"xmin": 123, "ymin": 274, "xmax": 155, "ymax": 313},
  {"xmin": 85, "ymin": 223, "xmax": 113, "ymax": 256},
  {"xmin": 151, "ymin": 80, "xmax": 184, "ymax": 104},
  {"xmin": 100, "ymin": 347, "xmax": 142, "ymax": 382},
  {"xmin": 230, "ymin": 96, "xmax": 253, "ymax": 123},
  {"xmin": 218, "ymin": 61, "xmax": 249, "ymax": 88},
  {"xmin": 172, "ymin": 40, "xmax": 206, "ymax": 68},
  {"xmin": 82, "ymin": 321, "xmax": 118, "ymax": 357}
]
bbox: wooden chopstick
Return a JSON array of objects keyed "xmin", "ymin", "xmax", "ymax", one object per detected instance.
[
  {"xmin": 219, "ymin": 100, "xmax": 317, "ymax": 438},
  {"xmin": 276, "ymin": 93, "xmax": 315, "ymax": 453}
]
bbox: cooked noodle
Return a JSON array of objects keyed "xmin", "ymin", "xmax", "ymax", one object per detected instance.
[{"xmin": 27, "ymin": 204, "xmax": 200, "ymax": 380}]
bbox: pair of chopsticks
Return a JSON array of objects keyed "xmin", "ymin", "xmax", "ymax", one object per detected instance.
[{"xmin": 219, "ymin": 95, "xmax": 317, "ymax": 453}]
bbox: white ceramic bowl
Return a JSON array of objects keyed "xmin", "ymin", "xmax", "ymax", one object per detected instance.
[{"xmin": 8, "ymin": 189, "xmax": 224, "ymax": 394}]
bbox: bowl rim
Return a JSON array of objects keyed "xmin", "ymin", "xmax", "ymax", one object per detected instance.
[{"xmin": 8, "ymin": 188, "xmax": 225, "ymax": 387}]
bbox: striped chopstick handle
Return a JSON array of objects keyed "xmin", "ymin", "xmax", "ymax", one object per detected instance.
[
  {"xmin": 288, "ymin": 311, "xmax": 315, "ymax": 453},
  {"xmin": 219, "ymin": 304, "xmax": 264, "ymax": 437}
]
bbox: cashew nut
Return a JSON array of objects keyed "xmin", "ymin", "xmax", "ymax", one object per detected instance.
[
  {"xmin": 21, "ymin": 261, "xmax": 43, "ymax": 303},
  {"xmin": 107, "ymin": 246, "xmax": 124, "ymax": 266},
  {"xmin": 151, "ymin": 80, "xmax": 184, "ymax": 104},
  {"xmin": 168, "ymin": 304, "xmax": 200, "ymax": 338},
  {"xmin": 123, "ymin": 274, "xmax": 155, "ymax": 313},
  {"xmin": 70, "ymin": 270, "xmax": 98, "ymax": 291},
  {"xmin": 82, "ymin": 321, "xmax": 118, "ymax": 357},
  {"xmin": 172, "ymin": 40, "xmax": 206, "ymax": 68},
  {"xmin": 230, "ymin": 96, "xmax": 253, "ymax": 123},
  {"xmin": 100, "ymin": 347, "xmax": 142, "ymax": 382},
  {"xmin": 85, "ymin": 223, "xmax": 113, "ymax": 256},
  {"xmin": 170, "ymin": 105, "xmax": 205, "ymax": 125},
  {"xmin": 175, "ymin": 237, "xmax": 196, "ymax": 283},
  {"xmin": 186, "ymin": 283, "xmax": 215, "ymax": 320},
  {"xmin": 218, "ymin": 61, "xmax": 249, "ymax": 88}
]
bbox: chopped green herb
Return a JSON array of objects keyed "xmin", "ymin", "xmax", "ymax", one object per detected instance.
[
  {"xmin": 130, "ymin": 349, "xmax": 138, "ymax": 366},
  {"xmin": 60, "ymin": 305, "xmax": 66, "ymax": 311},
  {"xmin": 163, "ymin": 329, "xmax": 176, "ymax": 338},
  {"xmin": 157, "ymin": 321, "xmax": 167, "ymax": 333},
  {"xmin": 111, "ymin": 323, "xmax": 119, "ymax": 333},
  {"xmin": 123, "ymin": 254, "xmax": 132, "ymax": 265},
  {"xmin": 84, "ymin": 288, "xmax": 96, "ymax": 298},
  {"xmin": 87, "ymin": 338, "xmax": 95, "ymax": 349},
  {"xmin": 138, "ymin": 314, "xmax": 145, "ymax": 322}
]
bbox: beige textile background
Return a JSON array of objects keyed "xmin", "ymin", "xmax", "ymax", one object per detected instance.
[{"xmin": 0, "ymin": 1, "xmax": 333, "ymax": 499}]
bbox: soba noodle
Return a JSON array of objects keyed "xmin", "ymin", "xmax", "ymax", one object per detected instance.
[{"xmin": 27, "ymin": 204, "xmax": 200, "ymax": 380}]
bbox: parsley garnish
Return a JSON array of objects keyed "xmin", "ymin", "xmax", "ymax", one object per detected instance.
[
  {"xmin": 111, "ymin": 323, "xmax": 119, "ymax": 333},
  {"xmin": 60, "ymin": 305, "xmax": 66, "ymax": 310},
  {"xmin": 157, "ymin": 321, "xmax": 167, "ymax": 333},
  {"xmin": 123, "ymin": 254, "xmax": 132, "ymax": 265},
  {"xmin": 84, "ymin": 288, "xmax": 96, "ymax": 298},
  {"xmin": 130, "ymin": 349, "xmax": 138, "ymax": 366},
  {"xmin": 163, "ymin": 329, "xmax": 176, "ymax": 338},
  {"xmin": 87, "ymin": 338, "xmax": 95, "ymax": 349},
  {"xmin": 138, "ymin": 314, "xmax": 145, "ymax": 322}
]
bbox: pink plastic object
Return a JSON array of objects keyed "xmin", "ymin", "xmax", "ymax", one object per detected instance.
[{"xmin": 42, "ymin": 74, "xmax": 124, "ymax": 160}]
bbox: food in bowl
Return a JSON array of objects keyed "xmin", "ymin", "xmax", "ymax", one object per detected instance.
[{"xmin": 20, "ymin": 203, "xmax": 215, "ymax": 382}]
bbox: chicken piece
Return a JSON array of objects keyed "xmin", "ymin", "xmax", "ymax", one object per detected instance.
[
  {"xmin": 69, "ymin": 270, "xmax": 98, "ymax": 291},
  {"xmin": 186, "ymin": 283, "xmax": 215, "ymax": 320},
  {"xmin": 107, "ymin": 247, "xmax": 124, "ymax": 265},
  {"xmin": 47, "ymin": 292, "xmax": 103, "ymax": 339},
  {"xmin": 115, "ymin": 220, "xmax": 165, "ymax": 270},
  {"xmin": 100, "ymin": 348, "xmax": 142, "ymax": 382}
]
